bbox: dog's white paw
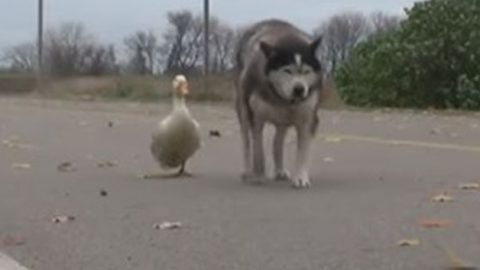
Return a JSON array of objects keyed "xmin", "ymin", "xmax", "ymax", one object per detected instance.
[
  {"xmin": 274, "ymin": 170, "xmax": 291, "ymax": 181},
  {"xmin": 292, "ymin": 172, "xmax": 311, "ymax": 189}
]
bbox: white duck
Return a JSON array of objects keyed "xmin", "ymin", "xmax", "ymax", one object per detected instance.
[{"xmin": 148, "ymin": 74, "xmax": 201, "ymax": 177}]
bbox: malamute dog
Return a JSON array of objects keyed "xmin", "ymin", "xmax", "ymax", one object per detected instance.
[{"xmin": 235, "ymin": 19, "xmax": 323, "ymax": 188}]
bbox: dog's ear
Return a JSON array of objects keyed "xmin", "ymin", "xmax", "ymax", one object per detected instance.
[
  {"xmin": 310, "ymin": 36, "xmax": 323, "ymax": 55},
  {"xmin": 259, "ymin": 41, "xmax": 276, "ymax": 59}
]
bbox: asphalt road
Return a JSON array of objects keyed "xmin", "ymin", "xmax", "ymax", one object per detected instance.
[{"xmin": 1, "ymin": 97, "xmax": 480, "ymax": 270}]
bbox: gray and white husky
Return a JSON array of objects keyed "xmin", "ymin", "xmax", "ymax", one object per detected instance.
[{"xmin": 235, "ymin": 19, "xmax": 323, "ymax": 188}]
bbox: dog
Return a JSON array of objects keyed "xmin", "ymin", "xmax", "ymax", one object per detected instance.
[{"xmin": 234, "ymin": 19, "xmax": 323, "ymax": 188}]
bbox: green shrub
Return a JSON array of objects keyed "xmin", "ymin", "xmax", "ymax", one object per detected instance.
[{"xmin": 336, "ymin": 0, "xmax": 480, "ymax": 110}]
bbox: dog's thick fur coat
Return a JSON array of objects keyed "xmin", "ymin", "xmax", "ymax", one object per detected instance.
[{"xmin": 235, "ymin": 19, "xmax": 323, "ymax": 188}]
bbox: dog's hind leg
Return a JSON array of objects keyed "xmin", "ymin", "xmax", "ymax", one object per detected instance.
[
  {"xmin": 251, "ymin": 119, "xmax": 266, "ymax": 181},
  {"xmin": 273, "ymin": 126, "xmax": 290, "ymax": 181}
]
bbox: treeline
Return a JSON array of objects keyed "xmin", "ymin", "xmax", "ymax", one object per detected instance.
[{"xmin": 1, "ymin": 9, "xmax": 400, "ymax": 77}]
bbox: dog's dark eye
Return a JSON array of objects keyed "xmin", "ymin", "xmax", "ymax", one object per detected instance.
[
  {"xmin": 301, "ymin": 69, "xmax": 311, "ymax": 75},
  {"xmin": 284, "ymin": 69, "xmax": 293, "ymax": 75}
]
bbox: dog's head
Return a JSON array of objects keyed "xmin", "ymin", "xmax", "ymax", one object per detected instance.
[{"xmin": 260, "ymin": 37, "xmax": 322, "ymax": 103}]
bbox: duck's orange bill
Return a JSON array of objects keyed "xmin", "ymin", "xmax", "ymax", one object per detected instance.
[{"xmin": 180, "ymin": 85, "xmax": 189, "ymax": 95}]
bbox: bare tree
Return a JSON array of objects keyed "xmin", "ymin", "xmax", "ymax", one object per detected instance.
[
  {"xmin": 159, "ymin": 10, "xmax": 204, "ymax": 74},
  {"xmin": 370, "ymin": 11, "xmax": 402, "ymax": 35},
  {"xmin": 315, "ymin": 12, "xmax": 371, "ymax": 75},
  {"xmin": 83, "ymin": 44, "xmax": 118, "ymax": 76},
  {"xmin": 44, "ymin": 22, "xmax": 94, "ymax": 76},
  {"xmin": 158, "ymin": 10, "xmax": 237, "ymax": 74},
  {"xmin": 2, "ymin": 42, "xmax": 37, "ymax": 72},
  {"xmin": 41, "ymin": 22, "xmax": 117, "ymax": 76},
  {"xmin": 124, "ymin": 30, "xmax": 158, "ymax": 75},
  {"xmin": 209, "ymin": 17, "xmax": 236, "ymax": 73}
]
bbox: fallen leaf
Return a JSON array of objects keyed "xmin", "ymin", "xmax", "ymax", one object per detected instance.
[
  {"xmin": 153, "ymin": 221, "xmax": 182, "ymax": 230},
  {"xmin": 2, "ymin": 138, "xmax": 34, "ymax": 150},
  {"xmin": 322, "ymin": 157, "xmax": 335, "ymax": 163},
  {"xmin": 432, "ymin": 193, "xmax": 455, "ymax": 203},
  {"xmin": 2, "ymin": 136, "xmax": 20, "ymax": 146},
  {"xmin": 97, "ymin": 160, "xmax": 118, "ymax": 168},
  {"xmin": 12, "ymin": 163, "xmax": 31, "ymax": 170},
  {"xmin": 57, "ymin": 162, "xmax": 77, "ymax": 172},
  {"xmin": 459, "ymin": 183, "xmax": 480, "ymax": 191},
  {"xmin": 51, "ymin": 215, "xmax": 76, "ymax": 224},
  {"xmin": 397, "ymin": 238, "xmax": 420, "ymax": 247},
  {"xmin": 209, "ymin": 130, "xmax": 222, "ymax": 138},
  {"xmin": 2, "ymin": 236, "xmax": 26, "ymax": 247},
  {"xmin": 420, "ymin": 219, "xmax": 452, "ymax": 228},
  {"xmin": 2, "ymin": 140, "xmax": 16, "ymax": 148}
]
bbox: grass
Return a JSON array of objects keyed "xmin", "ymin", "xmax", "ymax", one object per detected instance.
[
  {"xmin": 0, "ymin": 73, "xmax": 344, "ymax": 109},
  {"xmin": 0, "ymin": 73, "xmax": 36, "ymax": 95}
]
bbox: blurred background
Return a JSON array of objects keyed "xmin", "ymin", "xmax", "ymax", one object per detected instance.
[{"xmin": 1, "ymin": 0, "xmax": 478, "ymax": 111}]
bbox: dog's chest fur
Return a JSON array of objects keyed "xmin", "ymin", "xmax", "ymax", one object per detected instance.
[{"xmin": 249, "ymin": 91, "xmax": 318, "ymax": 126}]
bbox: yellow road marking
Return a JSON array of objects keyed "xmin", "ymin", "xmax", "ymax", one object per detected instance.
[{"xmin": 319, "ymin": 133, "xmax": 480, "ymax": 153}]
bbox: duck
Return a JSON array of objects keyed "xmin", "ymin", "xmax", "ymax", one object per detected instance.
[{"xmin": 148, "ymin": 74, "xmax": 201, "ymax": 177}]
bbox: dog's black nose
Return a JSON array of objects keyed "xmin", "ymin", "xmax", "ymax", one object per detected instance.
[{"xmin": 293, "ymin": 85, "xmax": 305, "ymax": 98}]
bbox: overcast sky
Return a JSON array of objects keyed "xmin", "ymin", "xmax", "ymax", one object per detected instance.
[{"xmin": 0, "ymin": 0, "xmax": 418, "ymax": 51}]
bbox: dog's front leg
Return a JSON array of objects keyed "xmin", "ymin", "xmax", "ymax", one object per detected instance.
[
  {"xmin": 273, "ymin": 126, "xmax": 290, "ymax": 181},
  {"xmin": 238, "ymin": 108, "xmax": 253, "ymax": 179},
  {"xmin": 251, "ymin": 120, "xmax": 266, "ymax": 182},
  {"xmin": 293, "ymin": 125, "xmax": 313, "ymax": 188}
]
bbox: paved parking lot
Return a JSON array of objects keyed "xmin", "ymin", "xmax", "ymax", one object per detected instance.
[{"xmin": 1, "ymin": 98, "xmax": 480, "ymax": 270}]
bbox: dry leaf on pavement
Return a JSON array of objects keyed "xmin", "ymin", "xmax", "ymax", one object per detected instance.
[
  {"xmin": 153, "ymin": 222, "xmax": 182, "ymax": 230},
  {"xmin": 322, "ymin": 157, "xmax": 335, "ymax": 163},
  {"xmin": 51, "ymin": 215, "xmax": 76, "ymax": 224},
  {"xmin": 57, "ymin": 162, "xmax": 77, "ymax": 172},
  {"xmin": 420, "ymin": 219, "xmax": 452, "ymax": 228},
  {"xmin": 432, "ymin": 193, "xmax": 455, "ymax": 203},
  {"xmin": 2, "ymin": 139, "xmax": 33, "ymax": 150},
  {"xmin": 397, "ymin": 238, "xmax": 420, "ymax": 247},
  {"xmin": 459, "ymin": 183, "xmax": 479, "ymax": 191},
  {"xmin": 100, "ymin": 189, "xmax": 108, "ymax": 197},
  {"xmin": 11, "ymin": 163, "xmax": 31, "ymax": 170},
  {"xmin": 209, "ymin": 130, "xmax": 222, "ymax": 137},
  {"xmin": 97, "ymin": 160, "xmax": 118, "ymax": 168}
]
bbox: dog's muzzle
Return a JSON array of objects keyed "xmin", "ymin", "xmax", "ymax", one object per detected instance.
[{"xmin": 293, "ymin": 85, "xmax": 306, "ymax": 99}]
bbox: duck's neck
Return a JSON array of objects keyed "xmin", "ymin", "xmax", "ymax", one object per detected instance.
[{"xmin": 173, "ymin": 95, "xmax": 187, "ymax": 110}]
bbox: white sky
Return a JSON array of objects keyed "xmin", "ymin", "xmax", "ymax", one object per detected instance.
[{"xmin": 0, "ymin": 0, "xmax": 418, "ymax": 51}]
